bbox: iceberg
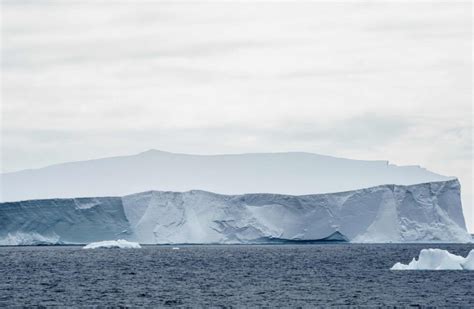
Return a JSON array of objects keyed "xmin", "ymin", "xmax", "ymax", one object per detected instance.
[
  {"xmin": 83, "ymin": 239, "xmax": 141, "ymax": 249},
  {"xmin": 391, "ymin": 248, "xmax": 474, "ymax": 270},
  {"xmin": 0, "ymin": 179, "xmax": 470, "ymax": 245}
]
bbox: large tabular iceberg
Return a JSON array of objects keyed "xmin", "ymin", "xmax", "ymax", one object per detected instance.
[
  {"xmin": 391, "ymin": 248, "xmax": 474, "ymax": 270},
  {"xmin": 0, "ymin": 179, "xmax": 471, "ymax": 245}
]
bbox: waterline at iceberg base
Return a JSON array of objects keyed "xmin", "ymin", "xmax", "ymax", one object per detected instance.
[{"xmin": 0, "ymin": 179, "xmax": 470, "ymax": 245}]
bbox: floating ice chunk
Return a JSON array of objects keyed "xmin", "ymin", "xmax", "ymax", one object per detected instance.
[
  {"xmin": 391, "ymin": 249, "xmax": 474, "ymax": 270},
  {"xmin": 172, "ymin": 247, "xmax": 180, "ymax": 250},
  {"xmin": 83, "ymin": 239, "xmax": 141, "ymax": 249}
]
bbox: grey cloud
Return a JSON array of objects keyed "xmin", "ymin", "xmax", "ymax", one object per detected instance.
[
  {"xmin": 2, "ymin": 113, "xmax": 413, "ymax": 151},
  {"xmin": 1, "ymin": 1, "xmax": 472, "ymax": 230}
]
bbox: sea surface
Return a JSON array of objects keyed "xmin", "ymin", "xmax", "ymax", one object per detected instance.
[{"xmin": 0, "ymin": 244, "xmax": 473, "ymax": 307}]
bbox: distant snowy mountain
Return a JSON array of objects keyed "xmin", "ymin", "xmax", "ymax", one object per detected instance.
[
  {"xmin": 0, "ymin": 179, "xmax": 470, "ymax": 245},
  {"xmin": 0, "ymin": 149, "xmax": 451, "ymax": 202}
]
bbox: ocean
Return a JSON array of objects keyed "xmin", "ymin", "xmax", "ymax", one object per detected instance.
[{"xmin": 0, "ymin": 244, "xmax": 473, "ymax": 307}]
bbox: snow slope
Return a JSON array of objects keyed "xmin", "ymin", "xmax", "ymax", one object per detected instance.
[
  {"xmin": 0, "ymin": 150, "xmax": 451, "ymax": 202},
  {"xmin": 0, "ymin": 179, "xmax": 470, "ymax": 245}
]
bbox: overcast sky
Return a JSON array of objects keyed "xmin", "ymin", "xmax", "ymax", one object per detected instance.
[{"xmin": 1, "ymin": 1, "xmax": 472, "ymax": 229}]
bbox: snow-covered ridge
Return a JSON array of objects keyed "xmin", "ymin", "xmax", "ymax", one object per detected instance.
[
  {"xmin": 0, "ymin": 179, "xmax": 470, "ymax": 245},
  {"xmin": 0, "ymin": 150, "xmax": 450, "ymax": 202}
]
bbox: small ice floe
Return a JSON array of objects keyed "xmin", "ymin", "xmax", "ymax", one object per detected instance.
[
  {"xmin": 82, "ymin": 239, "xmax": 141, "ymax": 249},
  {"xmin": 172, "ymin": 247, "xmax": 180, "ymax": 250},
  {"xmin": 391, "ymin": 248, "xmax": 474, "ymax": 270}
]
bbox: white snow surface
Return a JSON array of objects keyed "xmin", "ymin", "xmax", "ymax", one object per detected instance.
[
  {"xmin": 0, "ymin": 150, "xmax": 450, "ymax": 202},
  {"xmin": 391, "ymin": 248, "xmax": 474, "ymax": 270},
  {"xmin": 0, "ymin": 179, "xmax": 470, "ymax": 244},
  {"xmin": 83, "ymin": 239, "xmax": 141, "ymax": 249}
]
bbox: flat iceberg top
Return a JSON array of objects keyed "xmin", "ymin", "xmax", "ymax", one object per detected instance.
[
  {"xmin": 83, "ymin": 239, "xmax": 141, "ymax": 249},
  {"xmin": 391, "ymin": 248, "xmax": 474, "ymax": 270}
]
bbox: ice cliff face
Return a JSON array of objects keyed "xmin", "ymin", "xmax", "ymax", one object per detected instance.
[
  {"xmin": 0, "ymin": 180, "xmax": 470, "ymax": 245},
  {"xmin": 0, "ymin": 198, "xmax": 130, "ymax": 245}
]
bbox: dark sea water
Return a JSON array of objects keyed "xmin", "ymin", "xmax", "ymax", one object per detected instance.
[{"xmin": 0, "ymin": 244, "xmax": 473, "ymax": 307}]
